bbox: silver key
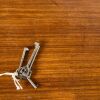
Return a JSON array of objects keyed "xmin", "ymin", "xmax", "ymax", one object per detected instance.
[
  {"xmin": 27, "ymin": 42, "xmax": 40, "ymax": 69},
  {"xmin": 19, "ymin": 47, "xmax": 29, "ymax": 68},
  {"xmin": 27, "ymin": 78, "xmax": 37, "ymax": 89}
]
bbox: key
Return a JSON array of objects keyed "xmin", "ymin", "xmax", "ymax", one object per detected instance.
[
  {"xmin": 16, "ymin": 47, "xmax": 29, "ymax": 79},
  {"xmin": 19, "ymin": 47, "xmax": 29, "ymax": 68},
  {"xmin": 26, "ymin": 42, "xmax": 40, "ymax": 78},
  {"xmin": 27, "ymin": 42, "xmax": 40, "ymax": 69},
  {"xmin": 27, "ymin": 78, "xmax": 37, "ymax": 89}
]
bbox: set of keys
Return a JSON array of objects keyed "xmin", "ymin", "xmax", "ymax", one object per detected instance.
[
  {"xmin": 0, "ymin": 42, "xmax": 40, "ymax": 90},
  {"xmin": 16, "ymin": 42, "xmax": 40, "ymax": 89}
]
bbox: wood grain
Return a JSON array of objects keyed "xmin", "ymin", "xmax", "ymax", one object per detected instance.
[{"xmin": 0, "ymin": 0, "xmax": 100, "ymax": 100}]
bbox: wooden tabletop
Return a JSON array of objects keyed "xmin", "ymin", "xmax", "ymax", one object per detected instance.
[{"xmin": 0, "ymin": 0, "xmax": 100, "ymax": 100}]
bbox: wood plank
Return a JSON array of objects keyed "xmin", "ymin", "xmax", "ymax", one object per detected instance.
[{"xmin": 0, "ymin": 0, "xmax": 100, "ymax": 100}]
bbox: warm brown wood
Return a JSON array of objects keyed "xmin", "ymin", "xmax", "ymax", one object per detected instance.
[{"xmin": 0, "ymin": 0, "xmax": 100, "ymax": 100}]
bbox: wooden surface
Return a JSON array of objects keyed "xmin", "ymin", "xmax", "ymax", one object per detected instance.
[{"xmin": 0, "ymin": 0, "xmax": 100, "ymax": 100}]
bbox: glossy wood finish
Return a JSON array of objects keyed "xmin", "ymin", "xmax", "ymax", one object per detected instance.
[{"xmin": 0, "ymin": 0, "xmax": 100, "ymax": 100}]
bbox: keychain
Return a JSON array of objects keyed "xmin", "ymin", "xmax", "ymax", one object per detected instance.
[{"xmin": 0, "ymin": 42, "xmax": 40, "ymax": 90}]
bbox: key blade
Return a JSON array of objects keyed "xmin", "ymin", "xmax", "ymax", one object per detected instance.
[
  {"xmin": 27, "ymin": 78, "xmax": 37, "ymax": 89},
  {"xmin": 27, "ymin": 42, "xmax": 40, "ymax": 69},
  {"xmin": 19, "ymin": 47, "xmax": 29, "ymax": 68}
]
